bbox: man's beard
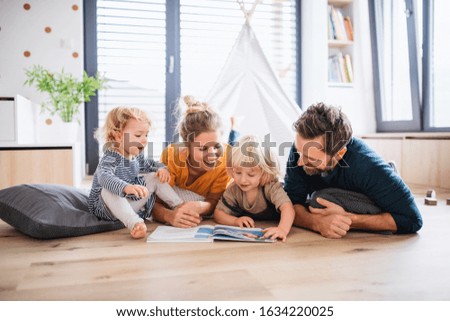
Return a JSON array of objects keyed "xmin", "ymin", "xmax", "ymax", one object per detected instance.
[{"xmin": 303, "ymin": 166, "xmax": 330, "ymax": 176}]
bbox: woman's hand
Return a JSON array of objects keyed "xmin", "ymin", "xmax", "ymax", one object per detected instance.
[{"xmin": 168, "ymin": 203, "xmax": 202, "ymax": 228}]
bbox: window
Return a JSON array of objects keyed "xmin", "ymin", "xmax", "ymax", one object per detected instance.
[
  {"xmin": 369, "ymin": 0, "xmax": 450, "ymax": 132},
  {"xmin": 369, "ymin": 0, "xmax": 421, "ymax": 131},
  {"xmin": 423, "ymin": 0, "xmax": 450, "ymax": 130},
  {"xmin": 84, "ymin": 0, "xmax": 299, "ymax": 173}
]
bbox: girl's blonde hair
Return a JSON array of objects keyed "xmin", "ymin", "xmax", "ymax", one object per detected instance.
[
  {"xmin": 95, "ymin": 106, "xmax": 151, "ymax": 145},
  {"xmin": 176, "ymin": 95, "xmax": 222, "ymax": 142},
  {"xmin": 231, "ymin": 134, "xmax": 281, "ymax": 184}
]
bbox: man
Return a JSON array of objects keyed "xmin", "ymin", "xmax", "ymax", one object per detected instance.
[{"xmin": 284, "ymin": 102, "xmax": 423, "ymax": 238}]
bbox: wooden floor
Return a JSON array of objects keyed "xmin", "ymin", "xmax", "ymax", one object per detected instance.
[{"xmin": 1, "ymin": 185, "xmax": 450, "ymax": 301}]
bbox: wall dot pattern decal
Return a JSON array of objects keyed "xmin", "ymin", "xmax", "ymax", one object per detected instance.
[
  {"xmin": 23, "ymin": 3, "xmax": 31, "ymax": 10},
  {"xmin": 72, "ymin": 5, "xmax": 79, "ymax": 11},
  {"xmin": 72, "ymin": 52, "xmax": 79, "ymax": 58},
  {"xmin": 24, "ymin": 51, "xmax": 31, "ymax": 57},
  {"xmin": 45, "ymin": 27, "xmax": 52, "ymax": 33}
]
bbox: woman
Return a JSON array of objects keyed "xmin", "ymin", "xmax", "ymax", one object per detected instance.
[{"xmin": 151, "ymin": 96, "xmax": 231, "ymax": 228}]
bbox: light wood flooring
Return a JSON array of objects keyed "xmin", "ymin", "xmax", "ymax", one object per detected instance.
[{"xmin": 1, "ymin": 185, "xmax": 450, "ymax": 300}]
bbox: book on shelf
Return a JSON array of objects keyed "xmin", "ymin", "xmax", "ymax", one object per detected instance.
[
  {"xmin": 328, "ymin": 5, "xmax": 348, "ymax": 41},
  {"xmin": 328, "ymin": 55, "xmax": 341, "ymax": 82},
  {"xmin": 327, "ymin": 5, "xmax": 335, "ymax": 40},
  {"xmin": 328, "ymin": 57, "xmax": 335, "ymax": 82},
  {"xmin": 344, "ymin": 16, "xmax": 354, "ymax": 41},
  {"xmin": 338, "ymin": 53, "xmax": 348, "ymax": 82},
  {"xmin": 147, "ymin": 224, "xmax": 276, "ymax": 243},
  {"xmin": 344, "ymin": 53, "xmax": 354, "ymax": 82}
]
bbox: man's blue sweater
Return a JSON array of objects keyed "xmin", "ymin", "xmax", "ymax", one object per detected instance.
[{"xmin": 284, "ymin": 137, "xmax": 423, "ymax": 234}]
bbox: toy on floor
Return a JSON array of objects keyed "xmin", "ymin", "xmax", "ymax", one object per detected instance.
[
  {"xmin": 425, "ymin": 189, "xmax": 437, "ymax": 206},
  {"xmin": 426, "ymin": 189, "xmax": 436, "ymax": 198}
]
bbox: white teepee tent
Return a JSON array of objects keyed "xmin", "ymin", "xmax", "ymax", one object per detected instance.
[{"xmin": 207, "ymin": 2, "xmax": 302, "ymax": 171}]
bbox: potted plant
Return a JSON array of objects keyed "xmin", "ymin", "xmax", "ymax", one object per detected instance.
[{"xmin": 24, "ymin": 65, "xmax": 107, "ymax": 123}]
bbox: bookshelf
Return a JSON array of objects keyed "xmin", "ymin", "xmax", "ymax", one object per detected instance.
[{"xmin": 328, "ymin": 0, "xmax": 354, "ymax": 86}]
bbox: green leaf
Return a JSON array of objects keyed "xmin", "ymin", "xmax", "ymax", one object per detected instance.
[{"xmin": 24, "ymin": 65, "xmax": 108, "ymax": 123}]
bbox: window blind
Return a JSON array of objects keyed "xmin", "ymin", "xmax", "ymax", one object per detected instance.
[{"xmin": 96, "ymin": 0, "xmax": 167, "ymax": 156}]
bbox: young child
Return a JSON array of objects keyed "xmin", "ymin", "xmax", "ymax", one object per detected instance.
[
  {"xmin": 214, "ymin": 134, "xmax": 295, "ymax": 242},
  {"xmin": 88, "ymin": 106, "xmax": 189, "ymax": 239}
]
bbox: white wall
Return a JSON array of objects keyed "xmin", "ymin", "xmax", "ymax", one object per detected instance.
[
  {"xmin": 0, "ymin": 0, "xmax": 85, "ymax": 178},
  {"xmin": 301, "ymin": 0, "xmax": 376, "ymax": 134}
]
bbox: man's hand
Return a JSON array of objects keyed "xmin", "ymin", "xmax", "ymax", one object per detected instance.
[
  {"xmin": 309, "ymin": 197, "xmax": 349, "ymax": 216},
  {"xmin": 309, "ymin": 197, "xmax": 352, "ymax": 239}
]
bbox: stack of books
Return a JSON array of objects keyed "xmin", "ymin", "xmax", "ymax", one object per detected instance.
[
  {"xmin": 328, "ymin": 52, "xmax": 353, "ymax": 83},
  {"xmin": 328, "ymin": 5, "xmax": 353, "ymax": 41}
]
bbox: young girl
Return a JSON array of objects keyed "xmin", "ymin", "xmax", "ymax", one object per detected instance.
[
  {"xmin": 214, "ymin": 134, "xmax": 295, "ymax": 242},
  {"xmin": 152, "ymin": 95, "xmax": 231, "ymax": 228},
  {"xmin": 88, "ymin": 106, "xmax": 191, "ymax": 239}
]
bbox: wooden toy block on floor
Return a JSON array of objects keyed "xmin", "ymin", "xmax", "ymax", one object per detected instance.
[
  {"xmin": 426, "ymin": 189, "xmax": 436, "ymax": 198},
  {"xmin": 425, "ymin": 197, "xmax": 437, "ymax": 206}
]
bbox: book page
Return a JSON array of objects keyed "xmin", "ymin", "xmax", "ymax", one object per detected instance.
[
  {"xmin": 213, "ymin": 225, "xmax": 275, "ymax": 243},
  {"xmin": 147, "ymin": 225, "xmax": 214, "ymax": 242}
]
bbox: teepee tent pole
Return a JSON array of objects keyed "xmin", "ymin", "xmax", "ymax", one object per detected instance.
[{"xmin": 236, "ymin": 0, "xmax": 262, "ymax": 21}]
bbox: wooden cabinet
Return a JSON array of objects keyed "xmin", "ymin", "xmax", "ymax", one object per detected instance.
[
  {"xmin": 0, "ymin": 144, "xmax": 81, "ymax": 189},
  {"xmin": 360, "ymin": 133, "xmax": 450, "ymax": 189},
  {"xmin": 402, "ymin": 139, "xmax": 450, "ymax": 189}
]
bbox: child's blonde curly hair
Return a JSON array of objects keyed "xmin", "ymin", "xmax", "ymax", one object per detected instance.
[
  {"xmin": 231, "ymin": 134, "xmax": 281, "ymax": 184},
  {"xmin": 95, "ymin": 106, "xmax": 151, "ymax": 146}
]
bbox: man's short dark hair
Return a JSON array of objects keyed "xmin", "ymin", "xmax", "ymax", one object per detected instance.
[{"xmin": 293, "ymin": 102, "xmax": 353, "ymax": 155}]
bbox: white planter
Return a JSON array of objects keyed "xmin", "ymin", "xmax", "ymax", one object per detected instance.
[
  {"xmin": 61, "ymin": 121, "xmax": 79, "ymax": 143},
  {"xmin": 36, "ymin": 114, "xmax": 79, "ymax": 144}
]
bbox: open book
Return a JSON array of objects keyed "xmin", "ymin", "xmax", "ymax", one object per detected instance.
[{"xmin": 147, "ymin": 225, "xmax": 275, "ymax": 243}]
